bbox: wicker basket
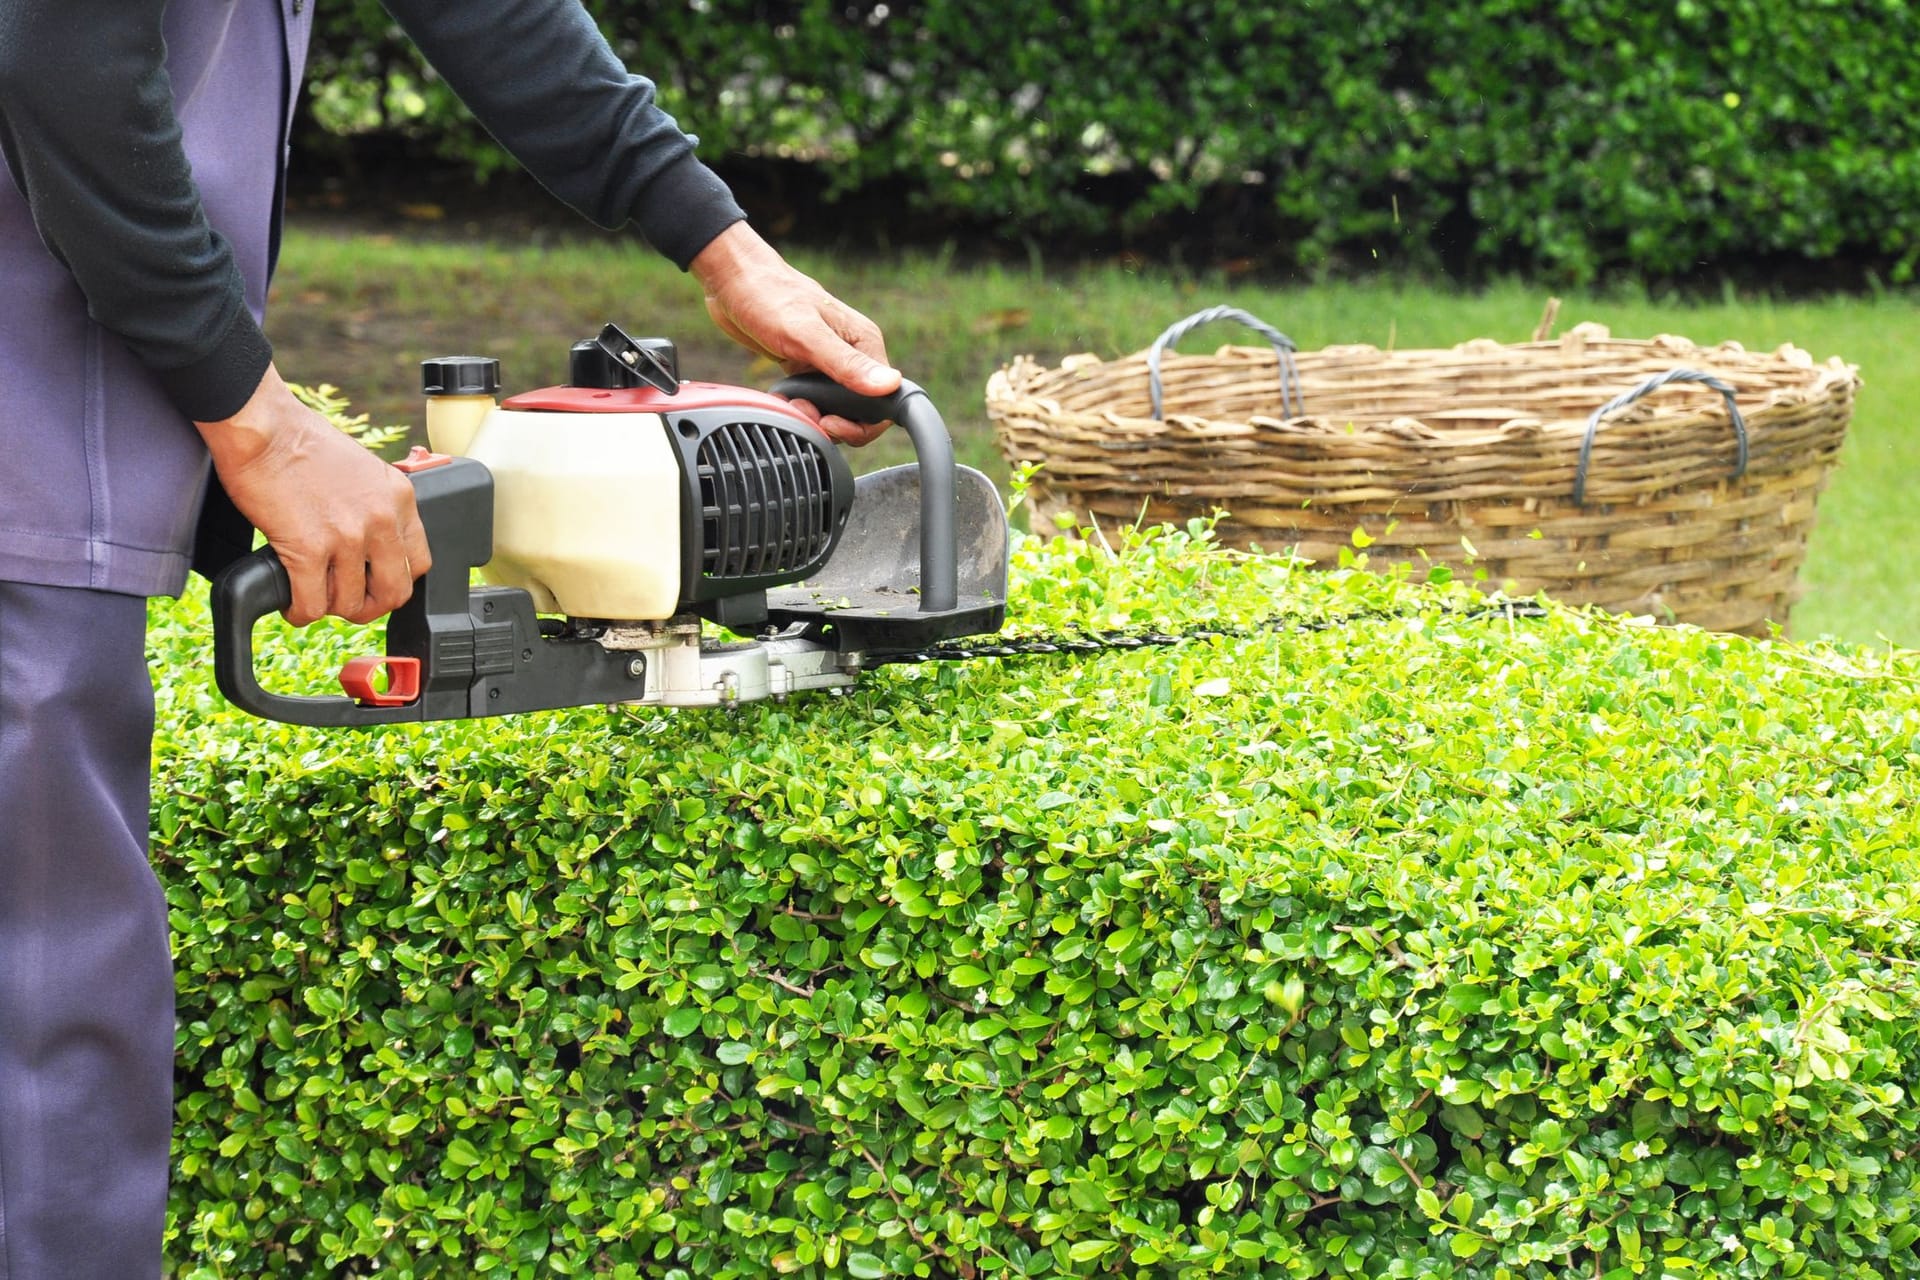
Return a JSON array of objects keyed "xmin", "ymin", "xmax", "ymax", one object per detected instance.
[{"xmin": 987, "ymin": 309, "xmax": 1860, "ymax": 636}]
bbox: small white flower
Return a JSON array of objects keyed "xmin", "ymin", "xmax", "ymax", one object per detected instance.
[
  {"xmin": 1718, "ymin": 1233, "xmax": 1741, "ymax": 1254},
  {"xmin": 1439, "ymin": 1075, "xmax": 1459, "ymax": 1096},
  {"xmin": 1630, "ymin": 1141, "xmax": 1651, "ymax": 1160}
]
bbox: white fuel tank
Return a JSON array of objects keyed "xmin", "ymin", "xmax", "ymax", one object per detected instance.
[{"xmin": 428, "ymin": 401, "xmax": 683, "ymax": 620}]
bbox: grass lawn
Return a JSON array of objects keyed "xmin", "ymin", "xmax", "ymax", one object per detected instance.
[{"xmin": 270, "ymin": 222, "xmax": 1918, "ymax": 646}]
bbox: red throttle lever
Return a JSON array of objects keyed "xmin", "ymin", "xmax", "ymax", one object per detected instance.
[{"xmin": 339, "ymin": 655, "xmax": 423, "ymax": 707}]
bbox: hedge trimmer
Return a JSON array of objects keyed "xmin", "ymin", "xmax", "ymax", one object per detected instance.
[
  {"xmin": 211, "ymin": 325, "xmax": 1541, "ymax": 726},
  {"xmin": 209, "ymin": 325, "xmax": 1012, "ymax": 724}
]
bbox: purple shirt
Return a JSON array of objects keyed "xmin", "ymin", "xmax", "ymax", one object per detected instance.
[{"xmin": 0, "ymin": 0, "xmax": 309, "ymax": 595}]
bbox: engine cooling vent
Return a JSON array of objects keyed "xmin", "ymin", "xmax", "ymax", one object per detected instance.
[{"xmin": 696, "ymin": 422, "xmax": 839, "ymax": 582}]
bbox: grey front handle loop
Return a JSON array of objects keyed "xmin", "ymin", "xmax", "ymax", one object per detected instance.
[
  {"xmin": 1147, "ymin": 305, "xmax": 1303, "ymax": 420},
  {"xmin": 1575, "ymin": 368, "xmax": 1750, "ymax": 506}
]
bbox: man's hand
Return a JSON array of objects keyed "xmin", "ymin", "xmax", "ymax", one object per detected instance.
[
  {"xmin": 195, "ymin": 366, "xmax": 433, "ymax": 627},
  {"xmin": 690, "ymin": 222, "xmax": 900, "ymax": 445}
]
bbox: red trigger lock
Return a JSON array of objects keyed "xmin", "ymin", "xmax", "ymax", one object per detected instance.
[
  {"xmin": 340, "ymin": 655, "xmax": 422, "ymax": 707},
  {"xmin": 394, "ymin": 446, "xmax": 452, "ymax": 474}
]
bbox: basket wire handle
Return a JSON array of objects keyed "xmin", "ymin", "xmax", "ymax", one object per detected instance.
[
  {"xmin": 1147, "ymin": 305, "xmax": 1303, "ymax": 420},
  {"xmin": 1575, "ymin": 367, "xmax": 1750, "ymax": 506}
]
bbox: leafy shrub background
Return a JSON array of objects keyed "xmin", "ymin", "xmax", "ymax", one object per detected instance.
[
  {"xmin": 156, "ymin": 505, "xmax": 1920, "ymax": 1276},
  {"xmin": 303, "ymin": 0, "xmax": 1920, "ymax": 280}
]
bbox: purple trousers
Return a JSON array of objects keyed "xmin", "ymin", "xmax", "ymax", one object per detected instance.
[{"xmin": 0, "ymin": 582, "xmax": 171, "ymax": 1278}]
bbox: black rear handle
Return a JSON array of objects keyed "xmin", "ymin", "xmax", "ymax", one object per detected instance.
[
  {"xmin": 211, "ymin": 547, "xmax": 424, "ymax": 726},
  {"xmin": 771, "ymin": 374, "xmax": 957, "ymax": 612},
  {"xmin": 210, "ymin": 456, "xmax": 498, "ymax": 726},
  {"xmin": 211, "ymin": 454, "xmax": 651, "ymax": 727}
]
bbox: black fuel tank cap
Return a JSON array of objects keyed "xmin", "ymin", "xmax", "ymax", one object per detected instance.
[{"xmin": 420, "ymin": 355, "xmax": 501, "ymax": 397}]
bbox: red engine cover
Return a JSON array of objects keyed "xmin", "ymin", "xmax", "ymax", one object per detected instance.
[{"xmin": 501, "ymin": 381, "xmax": 817, "ymax": 422}]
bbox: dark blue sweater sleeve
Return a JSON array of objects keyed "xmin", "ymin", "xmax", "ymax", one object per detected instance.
[
  {"xmin": 380, "ymin": 0, "xmax": 747, "ymax": 269},
  {"xmin": 0, "ymin": 0, "xmax": 274, "ymax": 422}
]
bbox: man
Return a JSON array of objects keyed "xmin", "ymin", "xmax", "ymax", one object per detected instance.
[{"xmin": 0, "ymin": 1, "xmax": 895, "ymax": 1274}]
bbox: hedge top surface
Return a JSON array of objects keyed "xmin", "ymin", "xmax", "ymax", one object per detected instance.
[{"xmin": 153, "ymin": 516, "xmax": 1920, "ymax": 1278}]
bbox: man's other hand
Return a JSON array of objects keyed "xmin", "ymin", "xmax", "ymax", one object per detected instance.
[
  {"xmin": 195, "ymin": 365, "xmax": 433, "ymax": 626},
  {"xmin": 690, "ymin": 222, "xmax": 901, "ymax": 446}
]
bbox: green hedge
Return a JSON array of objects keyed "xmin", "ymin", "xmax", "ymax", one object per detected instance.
[
  {"xmin": 303, "ymin": 1, "xmax": 1920, "ymax": 280},
  {"xmin": 156, "ymin": 512, "xmax": 1920, "ymax": 1277}
]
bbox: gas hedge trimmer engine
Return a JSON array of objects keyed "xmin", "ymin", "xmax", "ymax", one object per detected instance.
[{"xmin": 211, "ymin": 325, "xmax": 1009, "ymax": 725}]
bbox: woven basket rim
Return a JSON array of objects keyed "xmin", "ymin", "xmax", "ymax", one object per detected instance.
[{"xmin": 986, "ymin": 325, "xmax": 1859, "ymax": 442}]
